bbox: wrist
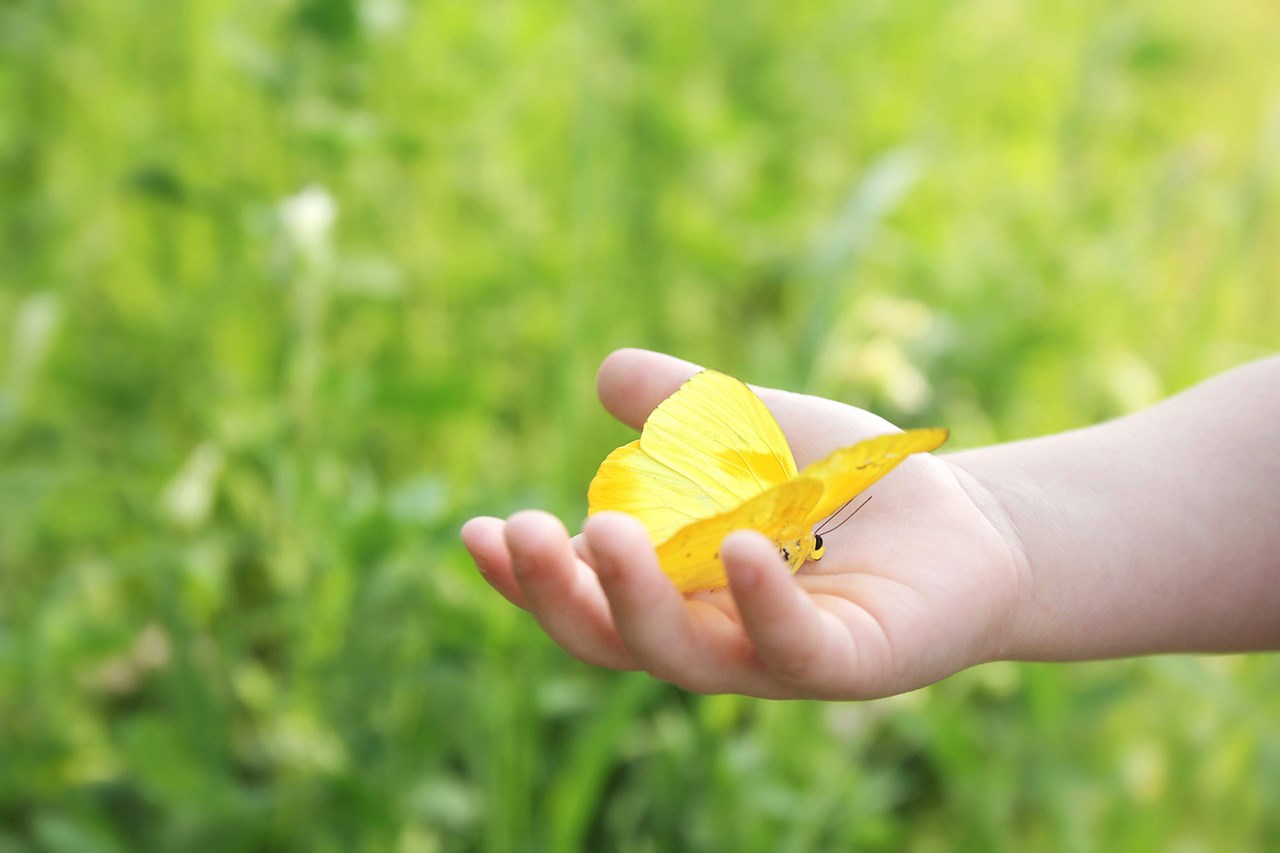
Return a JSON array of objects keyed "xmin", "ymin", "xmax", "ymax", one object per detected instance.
[{"xmin": 944, "ymin": 454, "xmax": 1038, "ymax": 663}]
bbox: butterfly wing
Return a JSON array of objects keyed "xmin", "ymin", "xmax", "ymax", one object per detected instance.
[
  {"xmin": 656, "ymin": 478, "xmax": 823, "ymax": 593},
  {"xmin": 639, "ymin": 370, "xmax": 797, "ymax": 500},
  {"xmin": 588, "ymin": 440, "xmax": 719, "ymax": 546},
  {"xmin": 588, "ymin": 370, "xmax": 798, "ymax": 545},
  {"xmin": 799, "ymin": 427, "xmax": 949, "ymax": 526}
]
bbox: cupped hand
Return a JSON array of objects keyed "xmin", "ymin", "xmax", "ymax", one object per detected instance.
[{"xmin": 461, "ymin": 349, "xmax": 1027, "ymax": 700}]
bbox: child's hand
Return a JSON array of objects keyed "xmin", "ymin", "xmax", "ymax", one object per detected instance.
[{"xmin": 461, "ymin": 349, "xmax": 1024, "ymax": 699}]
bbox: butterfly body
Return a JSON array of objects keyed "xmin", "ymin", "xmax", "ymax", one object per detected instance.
[
  {"xmin": 588, "ymin": 370, "xmax": 947, "ymax": 593},
  {"xmin": 781, "ymin": 531, "xmax": 824, "ymax": 570}
]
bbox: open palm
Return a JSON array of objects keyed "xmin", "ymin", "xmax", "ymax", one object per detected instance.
[{"xmin": 461, "ymin": 349, "xmax": 1024, "ymax": 699}]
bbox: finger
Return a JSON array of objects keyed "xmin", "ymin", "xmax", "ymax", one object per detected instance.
[
  {"xmin": 460, "ymin": 516, "xmax": 528, "ymax": 609},
  {"xmin": 505, "ymin": 510, "xmax": 637, "ymax": 669},
  {"xmin": 794, "ymin": 572, "xmax": 917, "ymax": 698},
  {"xmin": 570, "ymin": 532, "xmax": 597, "ymax": 568},
  {"xmin": 597, "ymin": 348, "xmax": 799, "ymax": 429},
  {"xmin": 585, "ymin": 512, "xmax": 776, "ymax": 695},
  {"xmin": 595, "ymin": 348, "xmax": 704, "ymax": 430},
  {"xmin": 722, "ymin": 530, "xmax": 860, "ymax": 698}
]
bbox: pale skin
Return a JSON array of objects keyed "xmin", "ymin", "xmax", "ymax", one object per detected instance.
[{"xmin": 460, "ymin": 348, "xmax": 1280, "ymax": 700}]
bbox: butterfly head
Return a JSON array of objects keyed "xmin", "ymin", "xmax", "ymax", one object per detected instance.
[{"xmin": 778, "ymin": 530, "xmax": 824, "ymax": 571}]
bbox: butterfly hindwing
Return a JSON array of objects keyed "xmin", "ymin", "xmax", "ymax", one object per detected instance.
[
  {"xmin": 587, "ymin": 440, "xmax": 724, "ymax": 546},
  {"xmin": 655, "ymin": 478, "xmax": 823, "ymax": 593}
]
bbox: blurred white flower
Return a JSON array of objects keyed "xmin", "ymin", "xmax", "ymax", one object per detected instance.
[
  {"xmin": 278, "ymin": 184, "xmax": 337, "ymax": 262},
  {"xmin": 4, "ymin": 292, "xmax": 61, "ymax": 419},
  {"xmin": 1100, "ymin": 349, "xmax": 1163, "ymax": 412},
  {"xmin": 161, "ymin": 442, "xmax": 225, "ymax": 529},
  {"xmin": 360, "ymin": 0, "xmax": 406, "ymax": 34}
]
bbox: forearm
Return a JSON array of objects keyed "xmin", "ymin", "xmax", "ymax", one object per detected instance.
[{"xmin": 951, "ymin": 356, "xmax": 1280, "ymax": 661}]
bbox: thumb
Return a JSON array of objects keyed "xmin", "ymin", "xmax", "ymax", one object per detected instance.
[{"xmin": 596, "ymin": 348, "xmax": 704, "ymax": 430}]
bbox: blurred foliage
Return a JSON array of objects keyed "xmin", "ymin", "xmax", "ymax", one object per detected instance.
[{"xmin": 2, "ymin": 0, "xmax": 1279, "ymax": 850}]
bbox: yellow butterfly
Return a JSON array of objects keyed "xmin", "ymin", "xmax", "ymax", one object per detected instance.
[{"xmin": 587, "ymin": 370, "xmax": 948, "ymax": 593}]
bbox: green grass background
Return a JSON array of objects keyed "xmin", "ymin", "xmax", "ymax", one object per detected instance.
[{"xmin": 3, "ymin": 0, "xmax": 1279, "ymax": 849}]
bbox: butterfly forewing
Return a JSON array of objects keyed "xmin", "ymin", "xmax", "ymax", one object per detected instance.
[
  {"xmin": 639, "ymin": 371, "xmax": 797, "ymax": 510},
  {"xmin": 586, "ymin": 371, "xmax": 796, "ymax": 547},
  {"xmin": 656, "ymin": 479, "xmax": 823, "ymax": 593},
  {"xmin": 798, "ymin": 428, "xmax": 949, "ymax": 526}
]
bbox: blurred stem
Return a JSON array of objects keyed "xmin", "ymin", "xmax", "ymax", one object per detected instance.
[
  {"xmin": 556, "ymin": 0, "xmax": 614, "ymax": 511},
  {"xmin": 795, "ymin": 147, "xmax": 923, "ymax": 390},
  {"xmin": 289, "ymin": 263, "xmax": 328, "ymax": 440}
]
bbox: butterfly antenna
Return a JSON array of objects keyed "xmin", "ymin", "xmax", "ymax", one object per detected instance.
[
  {"xmin": 814, "ymin": 494, "xmax": 858, "ymax": 536},
  {"xmin": 817, "ymin": 495, "xmax": 873, "ymax": 537}
]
